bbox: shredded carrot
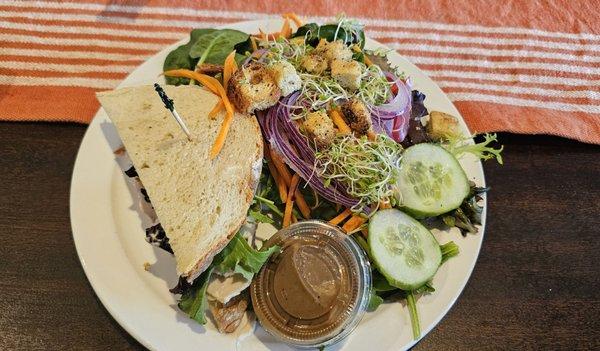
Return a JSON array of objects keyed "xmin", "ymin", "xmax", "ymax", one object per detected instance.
[
  {"xmin": 279, "ymin": 19, "xmax": 291, "ymax": 39},
  {"xmin": 291, "ymin": 214, "xmax": 298, "ymax": 224},
  {"xmin": 364, "ymin": 55, "xmax": 373, "ymax": 67},
  {"xmin": 342, "ymin": 214, "xmax": 367, "ymax": 233},
  {"xmin": 294, "ymin": 189, "xmax": 311, "ymax": 219},
  {"xmin": 210, "ymin": 113, "xmax": 233, "ymax": 158},
  {"xmin": 282, "ymin": 13, "xmax": 303, "ymax": 27},
  {"xmin": 329, "ymin": 109, "xmax": 352, "ymax": 134},
  {"xmin": 283, "ymin": 174, "xmax": 300, "ymax": 228},
  {"xmin": 267, "ymin": 160, "xmax": 288, "ymax": 203},
  {"xmin": 208, "ymin": 100, "xmax": 224, "ymax": 119},
  {"xmin": 250, "ymin": 36, "xmax": 258, "ymax": 52},
  {"xmin": 252, "ymin": 29, "xmax": 279, "ymax": 41},
  {"xmin": 269, "ymin": 148, "xmax": 293, "ymax": 184},
  {"xmin": 269, "ymin": 148, "xmax": 311, "ymax": 218},
  {"xmin": 223, "ymin": 50, "xmax": 238, "ymax": 91},
  {"xmin": 163, "ymin": 69, "xmax": 220, "ymax": 95},
  {"xmin": 329, "ymin": 208, "xmax": 352, "ymax": 226},
  {"xmin": 163, "ymin": 69, "xmax": 236, "ymax": 159}
]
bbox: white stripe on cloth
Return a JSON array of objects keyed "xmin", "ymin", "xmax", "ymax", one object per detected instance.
[
  {"xmin": 2, "ymin": 47, "xmax": 147, "ymax": 61},
  {"xmin": 424, "ymin": 70, "xmax": 600, "ymax": 87},
  {"xmin": 0, "ymin": 60, "xmax": 135, "ymax": 74},
  {"xmin": 387, "ymin": 42, "xmax": 600, "ymax": 64},
  {"xmin": 0, "ymin": 10, "xmax": 227, "ymax": 30},
  {"xmin": 0, "ymin": 33, "xmax": 167, "ymax": 50},
  {"xmin": 0, "ymin": 19, "xmax": 186, "ymax": 40},
  {"xmin": 5, "ymin": 0, "xmax": 600, "ymax": 41},
  {"xmin": 368, "ymin": 30, "xmax": 600, "ymax": 53},
  {"xmin": 3, "ymin": 8, "xmax": 598, "ymax": 55},
  {"xmin": 437, "ymin": 81, "xmax": 600, "ymax": 100},
  {"xmin": 0, "ymin": 74, "xmax": 120, "ymax": 89},
  {"xmin": 405, "ymin": 55, "xmax": 600, "ymax": 75},
  {"xmin": 447, "ymin": 92, "xmax": 600, "ymax": 114}
]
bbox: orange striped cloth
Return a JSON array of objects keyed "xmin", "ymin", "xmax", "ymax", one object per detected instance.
[{"xmin": 0, "ymin": 0, "xmax": 598, "ymax": 143}]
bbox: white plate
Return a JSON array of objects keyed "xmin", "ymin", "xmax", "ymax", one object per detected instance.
[{"xmin": 70, "ymin": 19, "xmax": 486, "ymax": 351}]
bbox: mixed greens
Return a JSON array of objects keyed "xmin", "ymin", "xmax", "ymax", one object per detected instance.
[
  {"xmin": 177, "ymin": 233, "xmax": 279, "ymax": 324},
  {"xmin": 160, "ymin": 14, "xmax": 503, "ymax": 342}
]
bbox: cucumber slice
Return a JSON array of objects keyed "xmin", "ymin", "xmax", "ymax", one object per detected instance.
[
  {"xmin": 368, "ymin": 209, "xmax": 441, "ymax": 290},
  {"xmin": 395, "ymin": 143, "xmax": 469, "ymax": 218}
]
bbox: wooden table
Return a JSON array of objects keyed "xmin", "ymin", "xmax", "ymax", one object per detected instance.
[{"xmin": 1, "ymin": 122, "xmax": 598, "ymax": 350}]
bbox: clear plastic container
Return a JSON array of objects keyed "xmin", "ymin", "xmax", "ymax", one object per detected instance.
[{"xmin": 250, "ymin": 220, "xmax": 372, "ymax": 348}]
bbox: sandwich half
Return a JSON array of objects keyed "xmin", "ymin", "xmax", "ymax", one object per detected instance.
[{"xmin": 97, "ymin": 85, "xmax": 263, "ymax": 282}]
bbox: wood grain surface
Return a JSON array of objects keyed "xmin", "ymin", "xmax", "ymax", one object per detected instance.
[{"xmin": 0, "ymin": 122, "xmax": 598, "ymax": 350}]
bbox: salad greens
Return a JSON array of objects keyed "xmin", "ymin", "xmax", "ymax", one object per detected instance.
[
  {"xmin": 178, "ymin": 232, "xmax": 278, "ymax": 324},
  {"xmin": 163, "ymin": 28, "xmax": 216, "ymax": 85},
  {"xmin": 159, "ymin": 14, "xmax": 503, "ymax": 342},
  {"xmin": 442, "ymin": 184, "xmax": 489, "ymax": 235},
  {"xmin": 189, "ymin": 29, "xmax": 248, "ymax": 66},
  {"xmin": 292, "ymin": 15, "xmax": 365, "ymax": 48},
  {"xmin": 212, "ymin": 234, "xmax": 280, "ymax": 280},
  {"xmin": 443, "ymin": 133, "xmax": 504, "ymax": 164},
  {"xmin": 164, "ymin": 28, "xmax": 249, "ymax": 85},
  {"xmin": 178, "ymin": 266, "xmax": 214, "ymax": 325}
]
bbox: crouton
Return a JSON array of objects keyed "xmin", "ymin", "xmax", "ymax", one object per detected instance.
[
  {"xmin": 426, "ymin": 111, "xmax": 460, "ymax": 140},
  {"xmin": 301, "ymin": 54, "xmax": 328, "ymax": 75},
  {"xmin": 303, "ymin": 110, "xmax": 336, "ymax": 148},
  {"xmin": 341, "ymin": 98, "xmax": 373, "ymax": 136},
  {"xmin": 227, "ymin": 62, "xmax": 281, "ymax": 114},
  {"xmin": 331, "ymin": 59, "xmax": 362, "ymax": 91},
  {"xmin": 316, "ymin": 40, "xmax": 353, "ymax": 63},
  {"xmin": 268, "ymin": 61, "xmax": 302, "ymax": 97}
]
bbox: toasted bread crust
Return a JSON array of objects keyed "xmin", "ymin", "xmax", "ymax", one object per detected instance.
[{"xmin": 184, "ymin": 115, "xmax": 264, "ymax": 282}]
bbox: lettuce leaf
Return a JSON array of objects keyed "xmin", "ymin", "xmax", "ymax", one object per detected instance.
[
  {"xmin": 177, "ymin": 233, "xmax": 279, "ymax": 324},
  {"xmin": 178, "ymin": 266, "xmax": 214, "ymax": 324},
  {"xmin": 440, "ymin": 241, "xmax": 460, "ymax": 264},
  {"xmin": 212, "ymin": 234, "xmax": 280, "ymax": 280},
  {"xmin": 443, "ymin": 133, "xmax": 504, "ymax": 164},
  {"xmin": 367, "ymin": 291, "xmax": 384, "ymax": 311}
]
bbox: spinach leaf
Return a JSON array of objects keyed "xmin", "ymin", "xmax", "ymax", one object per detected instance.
[
  {"xmin": 292, "ymin": 23, "xmax": 320, "ymax": 43},
  {"xmin": 292, "ymin": 22, "xmax": 364, "ymax": 48},
  {"xmin": 163, "ymin": 29, "xmax": 216, "ymax": 85},
  {"xmin": 234, "ymin": 37, "xmax": 254, "ymax": 55},
  {"xmin": 189, "ymin": 29, "xmax": 248, "ymax": 65}
]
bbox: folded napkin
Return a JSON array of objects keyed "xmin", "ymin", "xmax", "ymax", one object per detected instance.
[{"xmin": 0, "ymin": 0, "xmax": 598, "ymax": 143}]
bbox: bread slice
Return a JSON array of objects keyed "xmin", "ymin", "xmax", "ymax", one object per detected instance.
[{"xmin": 97, "ymin": 85, "xmax": 263, "ymax": 282}]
